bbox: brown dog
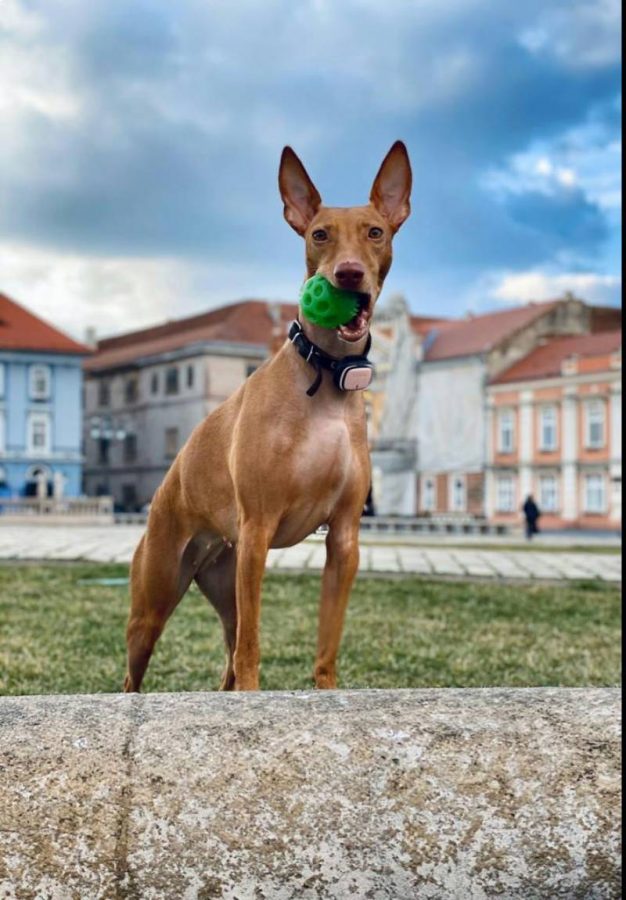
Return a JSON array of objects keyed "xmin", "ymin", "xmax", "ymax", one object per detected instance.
[{"xmin": 124, "ymin": 141, "xmax": 412, "ymax": 692}]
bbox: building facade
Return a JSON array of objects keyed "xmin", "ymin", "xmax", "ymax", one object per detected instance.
[
  {"xmin": 368, "ymin": 292, "xmax": 621, "ymax": 525},
  {"xmin": 0, "ymin": 293, "xmax": 90, "ymax": 497},
  {"xmin": 83, "ymin": 300, "xmax": 296, "ymax": 509},
  {"xmin": 414, "ymin": 298, "xmax": 621, "ymax": 521},
  {"xmin": 486, "ymin": 331, "xmax": 622, "ymax": 530}
]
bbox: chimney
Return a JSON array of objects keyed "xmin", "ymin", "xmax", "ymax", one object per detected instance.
[{"xmin": 84, "ymin": 326, "xmax": 97, "ymax": 348}]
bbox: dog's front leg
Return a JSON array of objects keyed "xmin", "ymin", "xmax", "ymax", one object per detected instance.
[
  {"xmin": 314, "ymin": 518, "xmax": 360, "ymax": 689},
  {"xmin": 234, "ymin": 521, "xmax": 270, "ymax": 690}
]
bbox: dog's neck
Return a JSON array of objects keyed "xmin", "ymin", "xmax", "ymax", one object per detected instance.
[{"xmin": 298, "ymin": 317, "xmax": 369, "ymax": 359}]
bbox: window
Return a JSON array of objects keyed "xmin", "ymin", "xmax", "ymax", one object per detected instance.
[
  {"xmin": 123, "ymin": 434, "xmax": 137, "ymax": 463},
  {"xmin": 0, "ymin": 411, "xmax": 5, "ymax": 453},
  {"xmin": 585, "ymin": 400, "xmax": 605, "ymax": 449},
  {"xmin": 539, "ymin": 474, "xmax": 559, "ymax": 512},
  {"xmin": 498, "ymin": 409, "xmax": 515, "ymax": 453},
  {"xmin": 450, "ymin": 475, "xmax": 466, "ymax": 512},
  {"xmin": 165, "ymin": 427, "xmax": 179, "ymax": 459},
  {"xmin": 0, "ymin": 363, "xmax": 4, "ymax": 398},
  {"xmin": 496, "ymin": 475, "xmax": 516, "ymax": 512},
  {"xmin": 124, "ymin": 377, "xmax": 139, "ymax": 405},
  {"xmin": 539, "ymin": 405, "xmax": 558, "ymax": 451},
  {"xmin": 584, "ymin": 474, "xmax": 606, "ymax": 513},
  {"xmin": 186, "ymin": 365, "xmax": 195, "ymax": 389},
  {"xmin": 29, "ymin": 365, "xmax": 51, "ymax": 400},
  {"xmin": 165, "ymin": 367, "xmax": 179, "ymax": 395},
  {"xmin": 122, "ymin": 484, "xmax": 138, "ymax": 511},
  {"xmin": 27, "ymin": 413, "xmax": 51, "ymax": 454},
  {"xmin": 98, "ymin": 380, "xmax": 110, "ymax": 407},
  {"xmin": 422, "ymin": 476, "xmax": 436, "ymax": 512},
  {"xmin": 98, "ymin": 438, "xmax": 110, "ymax": 465},
  {"xmin": 151, "ymin": 372, "xmax": 159, "ymax": 395}
]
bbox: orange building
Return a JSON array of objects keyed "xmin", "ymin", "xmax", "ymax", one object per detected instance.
[{"xmin": 486, "ymin": 331, "xmax": 622, "ymax": 530}]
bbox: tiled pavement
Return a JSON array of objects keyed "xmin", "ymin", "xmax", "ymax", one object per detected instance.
[{"xmin": 0, "ymin": 525, "xmax": 621, "ymax": 582}]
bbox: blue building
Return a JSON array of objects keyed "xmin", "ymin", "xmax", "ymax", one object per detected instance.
[{"xmin": 0, "ymin": 292, "xmax": 90, "ymax": 497}]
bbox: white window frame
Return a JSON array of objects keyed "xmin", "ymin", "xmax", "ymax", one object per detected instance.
[
  {"xmin": 0, "ymin": 363, "xmax": 5, "ymax": 399},
  {"xmin": 498, "ymin": 409, "xmax": 515, "ymax": 453},
  {"xmin": 539, "ymin": 405, "xmax": 558, "ymax": 451},
  {"xmin": 0, "ymin": 410, "xmax": 5, "ymax": 454},
  {"xmin": 449, "ymin": 474, "xmax": 466, "ymax": 512},
  {"xmin": 539, "ymin": 473, "xmax": 559, "ymax": 512},
  {"xmin": 29, "ymin": 365, "xmax": 51, "ymax": 401},
  {"xmin": 583, "ymin": 473, "xmax": 606, "ymax": 514},
  {"xmin": 496, "ymin": 475, "xmax": 516, "ymax": 513},
  {"xmin": 585, "ymin": 400, "xmax": 606, "ymax": 449},
  {"xmin": 422, "ymin": 475, "xmax": 436, "ymax": 512},
  {"xmin": 27, "ymin": 412, "xmax": 52, "ymax": 455}
]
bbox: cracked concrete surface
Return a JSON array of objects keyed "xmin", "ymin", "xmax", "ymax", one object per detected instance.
[{"xmin": 0, "ymin": 688, "xmax": 621, "ymax": 899}]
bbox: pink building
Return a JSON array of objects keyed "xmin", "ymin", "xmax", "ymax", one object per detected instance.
[{"xmin": 486, "ymin": 331, "xmax": 622, "ymax": 530}]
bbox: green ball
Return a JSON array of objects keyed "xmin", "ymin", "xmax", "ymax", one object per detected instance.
[{"xmin": 299, "ymin": 275, "xmax": 359, "ymax": 329}]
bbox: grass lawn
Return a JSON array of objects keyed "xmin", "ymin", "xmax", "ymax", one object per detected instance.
[{"xmin": 0, "ymin": 562, "xmax": 621, "ymax": 695}]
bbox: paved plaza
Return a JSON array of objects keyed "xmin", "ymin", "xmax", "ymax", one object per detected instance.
[{"xmin": 0, "ymin": 524, "xmax": 621, "ymax": 582}]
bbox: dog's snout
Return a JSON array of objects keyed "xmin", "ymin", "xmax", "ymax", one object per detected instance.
[{"xmin": 334, "ymin": 261, "xmax": 365, "ymax": 290}]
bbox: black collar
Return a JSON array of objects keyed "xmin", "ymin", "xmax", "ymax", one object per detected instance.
[{"xmin": 288, "ymin": 319, "xmax": 372, "ymax": 396}]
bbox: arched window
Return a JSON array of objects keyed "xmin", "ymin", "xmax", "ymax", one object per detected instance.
[{"xmin": 26, "ymin": 464, "xmax": 52, "ymax": 481}]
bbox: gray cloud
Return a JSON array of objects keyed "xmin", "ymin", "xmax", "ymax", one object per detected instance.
[{"xmin": 0, "ymin": 0, "xmax": 620, "ymax": 331}]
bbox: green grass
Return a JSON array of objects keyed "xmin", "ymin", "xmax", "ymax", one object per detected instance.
[{"xmin": 0, "ymin": 562, "xmax": 621, "ymax": 695}]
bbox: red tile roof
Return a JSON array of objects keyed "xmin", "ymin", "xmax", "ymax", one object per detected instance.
[
  {"xmin": 85, "ymin": 300, "xmax": 299, "ymax": 372},
  {"xmin": 423, "ymin": 301, "xmax": 559, "ymax": 361},
  {"xmin": 0, "ymin": 292, "xmax": 91, "ymax": 355},
  {"xmin": 492, "ymin": 330, "xmax": 622, "ymax": 384},
  {"xmin": 409, "ymin": 315, "xmax": 451, "ymax": 336}
]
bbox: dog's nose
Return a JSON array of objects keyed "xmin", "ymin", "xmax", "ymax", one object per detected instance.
[{"xmin": 334, "ymin": 261, "xmax": 365, "ymax": 291}]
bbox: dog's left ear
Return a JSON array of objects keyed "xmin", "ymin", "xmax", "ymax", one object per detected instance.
[
  {"xmin": 370, "ymin": 141, "xmax": 412, "ymax": 232},
  {"xmin": 279, "ymin": 147, "xmax": 322, "ymax": 236}
]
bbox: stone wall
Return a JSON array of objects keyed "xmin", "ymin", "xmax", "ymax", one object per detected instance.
[{"xmin": 0, "ymin": 687, "xmax": 620, "ymax": 898}]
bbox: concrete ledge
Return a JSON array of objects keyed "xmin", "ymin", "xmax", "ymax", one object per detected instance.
[{"xmin": 0, "ymin": 688, "xmax": 621, "ymax": 899}]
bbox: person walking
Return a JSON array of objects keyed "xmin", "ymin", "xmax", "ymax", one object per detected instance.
[{"xmin": 522, "ymin": 494, "xmax": 541, "ymax": 540}]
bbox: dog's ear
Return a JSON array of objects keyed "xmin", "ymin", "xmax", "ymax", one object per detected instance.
[
  {"xmin": 279, "ymin": 147, "xmax": 322, "ymax": 236},
  {"xmin": 370, "ymin": 141, "xmax": 412, "ymax": 232}
]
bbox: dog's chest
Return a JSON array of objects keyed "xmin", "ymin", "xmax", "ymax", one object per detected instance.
[
  {"xmin": 270, "ymin": 416, "xmax": 356, "ymax": 547},
  {"xmin": 297, "ymin": 416, "xmax": 352, "ymax": 489}
]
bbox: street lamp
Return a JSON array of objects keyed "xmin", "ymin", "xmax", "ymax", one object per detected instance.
[{"xmin": 89, "ymin": 416, "xmax": 127, "ymax": 442}]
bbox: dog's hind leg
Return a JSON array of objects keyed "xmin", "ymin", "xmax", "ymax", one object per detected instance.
[
  {"xmin": 194, "ymin": 544, "xmax": 238, "ymax": 691},
  {"xmin": 124, "ymin": 521, "xmax": 224, "ymax": 693}
]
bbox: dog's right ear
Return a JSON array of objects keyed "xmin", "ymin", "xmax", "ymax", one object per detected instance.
[{"xmin": 279, "ymin": 147, "xmax": 322, "ymax": 236}]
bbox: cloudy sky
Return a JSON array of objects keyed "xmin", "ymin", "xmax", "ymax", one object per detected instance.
[{"xmin": 0, "ymin": 0, "xmax": 621, "ymax": 340}]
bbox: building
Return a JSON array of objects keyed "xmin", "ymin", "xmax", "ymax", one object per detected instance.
[
  {"xmin": 369, "ymin": 293, "xmax": 621, "ymax": 522},
  {"xmin": 83, "ymin": 300, "xmax": 296, "ymax": 509},
  {"xmin": 366, "ymin": 294, "xmax": 448, "ymax": 514},
  {"xmin": 416, "ymin": 298, "xmax": 621, "ymax": 520},
  {"xmin": 487, "ymin": 330, "xmax": 622, "ymax": 530},
  {"xmin": 0, "ymin": 292, "xmax": 91, "ymax": 497}
]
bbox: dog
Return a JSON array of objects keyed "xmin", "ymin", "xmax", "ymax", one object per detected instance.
[{"xmin": 124, "ymin": 141, "xmax": 412, "ymax": 692}]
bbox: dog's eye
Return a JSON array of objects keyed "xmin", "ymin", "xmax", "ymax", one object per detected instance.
[
  {"xmin": 368, "ymin": 227, "xmax": 384, "ymax": 240},
  {"xmin": 312, "ymin": 229, "xmax": 328, "ymax": 242}
]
